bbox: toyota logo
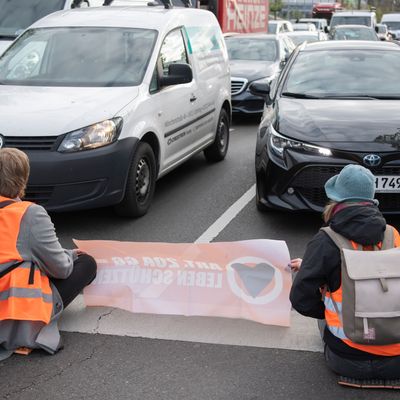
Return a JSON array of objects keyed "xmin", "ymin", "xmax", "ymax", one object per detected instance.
[
  {"xmin": 363, "ymin": 154, "xmax": 381, "ymax": 167},
  {"xmin": 0, "ymin": 135, "xmax": 3, "ymax": 149}
]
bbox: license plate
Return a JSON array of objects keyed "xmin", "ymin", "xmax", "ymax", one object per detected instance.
[{"xmin": 375, "ymin": 176, "xmax": 400, "ymax": 193}]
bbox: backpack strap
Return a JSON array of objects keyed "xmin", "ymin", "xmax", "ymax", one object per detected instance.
[
  {"xmin": 320, "ymin": 227, "xmax": 355, "ymax": 250},
  {"xmin": 381, "ymin": 226, "xmax": 395, "ymax": 250}
]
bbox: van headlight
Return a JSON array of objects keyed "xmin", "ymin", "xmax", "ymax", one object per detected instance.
[
  {"xmin": 269, "ymin": 126, "xmax": 332, "ymax": 157},
  {"xmin": 58, "ymin": 118, "xmax": 122, "ymax": 153}
]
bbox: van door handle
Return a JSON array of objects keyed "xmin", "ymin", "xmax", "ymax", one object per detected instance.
[{"xmin": 190, "ymin": 95, "xmax": 197, "ymax": 102}]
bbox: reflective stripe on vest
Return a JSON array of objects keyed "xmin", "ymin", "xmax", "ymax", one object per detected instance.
[
  {"xmin": 325, "ymin": 236, "xmax": 400, "ymax": 356},
  {"xmin": 0, "ymin": 197, "xmax": 53, "ymax": 324}
]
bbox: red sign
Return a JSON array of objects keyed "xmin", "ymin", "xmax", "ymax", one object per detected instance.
[{"xmin": 219, "ymin": 0, "xmax": 269, "ymax": 33}]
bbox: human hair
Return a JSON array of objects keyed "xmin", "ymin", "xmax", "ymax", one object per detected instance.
[
  {"xmin": 323, "ymin": 201, "xmax": 338, "ymax": 224},
  {"xmin": 0, "ymin": 148, "xmax": 30, "ymax": 199}
]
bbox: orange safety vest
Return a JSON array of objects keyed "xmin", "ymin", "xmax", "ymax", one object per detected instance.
[
  {"xmin": 0, "ymin": 196, "xmax": 52, "ymax": 324},
  {"xmin": 325, "ymin": 226, "xmax": 400, "ymax": 356}
]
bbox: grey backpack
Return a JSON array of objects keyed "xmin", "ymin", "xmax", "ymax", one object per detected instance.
[{"xmin": 321, "ymin": 226, "xmax": 400, "ymax": 345}]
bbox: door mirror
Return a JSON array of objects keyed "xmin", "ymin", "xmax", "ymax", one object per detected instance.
[
  {"xmin": 324, "ymin": 26, "xmax": 329, "ymax": 33},
  {"xmin": 249, "ymin": 82, "xmax": 272, "ymax": 105},
  {"xmin": 159, "ymin": 63, "xmax": 193, "ymax": 87}
]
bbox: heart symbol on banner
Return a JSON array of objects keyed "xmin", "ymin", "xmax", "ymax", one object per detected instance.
[{"xmin": 231, "ymin": 263, "xmax": 276, "ymax": 298}]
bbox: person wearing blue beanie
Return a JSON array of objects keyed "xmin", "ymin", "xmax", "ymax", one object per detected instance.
[{"xmin": 289, "ymin": 164, "xmax": 400, "ymax": 384}]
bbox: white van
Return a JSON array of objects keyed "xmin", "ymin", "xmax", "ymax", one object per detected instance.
[
  {"xmin": 381, "ymin": 13, "xmax": 400, "ymax": 40},
  {"xmin": 0, "ymin": 0, "xmax": 90, "ymax": 55},
  {"xmin": 0, "ymin": 6, "xmax": 231, "ymax": 217},
  {"xmin": 330, "ymin": 11, "xmax": 377, "ymax": 31}
]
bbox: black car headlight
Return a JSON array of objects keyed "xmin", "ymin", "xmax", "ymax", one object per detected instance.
[
  {"xmin": 58, "ymin": 118, "xmax": 123, "ymax": 153},
  {"xmin": 269, "ymin": 125, "xmax": 332, "ymax": 157}
]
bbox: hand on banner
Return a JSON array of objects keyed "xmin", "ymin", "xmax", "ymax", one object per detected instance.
[{"xmin": 288, "ymin": 258, "xmax": 302, "ymax": 272}]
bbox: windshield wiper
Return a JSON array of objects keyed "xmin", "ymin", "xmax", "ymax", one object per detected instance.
[
  {"xmin": 369, "ymin": 95, "xmax": 400, "ymax": 100},
  {"xmin": 281, "ymin": 92, "xmax": 321, "ymax": 99},
  {"xmin": 0, "ymin": 34, "xmax": 16, "ymax": 40},
  {"xmin": 318, "ymin": 95, "xmax": 378, "ymax": 100}
]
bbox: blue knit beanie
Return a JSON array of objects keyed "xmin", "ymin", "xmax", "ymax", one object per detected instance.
[{"xmin": 324, "ymin": 164, "xmax": 376, "ymax": 203}]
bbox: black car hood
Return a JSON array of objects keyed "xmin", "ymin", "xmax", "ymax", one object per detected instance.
[
  {"xmin": 230, "ymin": 60, "xmax": 279, "ymax": 82},
  {"xmin": 275, "ymin": 98, "xmax": 400, "ymax": 152}
]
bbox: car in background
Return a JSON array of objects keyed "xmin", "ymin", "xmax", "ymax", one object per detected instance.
[
  {"xmin": 225, "ymin": 33, "xmax": 295, "ymax": 114},
  {"xmin": 250, "ymin": 41, "xmax": 400, "ymax": 214},
  {"xmin": 381, "ymin": 13, "xmax": 400, "ymax": 40},
  {"xmin": 267, "ymin": 20, "xmax": 294, "ymax": 34},
  {"xmin": 329, "ymin": 25, "xmax": 379, "ymax": 41},
  {"xmin": 286, "ymin": 31, "xmax": 325, "ymax": 46},
  {"xmin": 0, "ymin": 0, "xmax": 90, "ymax": 55},
  {"xmin": 293, "ymin": 23, "xmax": 317, "ymax": 32},
  {"xmin": 299, "ymin": 18, "xmax": 328, "ymax": 33},
  {"xmin": 376, "ymin": 23, "xmax": 392, "ymax": 41},
  {"xmin": 330, "ymin": 10, "xmax": 377, "ymax": 31}
]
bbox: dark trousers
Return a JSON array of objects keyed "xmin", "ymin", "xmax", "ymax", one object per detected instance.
[
  {"xmin": 51, "ymin": 254, "xmax": 97, "ymax": 309},
  {"xmin": 324, "ymin": 344, "xmax": 400, "ymax": 380}
]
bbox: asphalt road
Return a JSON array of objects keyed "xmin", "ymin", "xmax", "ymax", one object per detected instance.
[{"xmin": 2, "ymin": 116, "xmax": 400, "ymax": 399}]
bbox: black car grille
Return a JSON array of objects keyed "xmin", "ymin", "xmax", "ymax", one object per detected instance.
[
  {"xmin": 292, "ymin": 165, "xmax": 400, "ymax": 212},
  {"xmin": 24, "ymin": 186, "xmax": 54, "ymax": 206},
  {"xmin": 231, "ymin": 78, "xmax": 247, "ymax": 95},
  {"xmin": 4, "ymin": 136, "xmax": 59, "ymax": 151}
]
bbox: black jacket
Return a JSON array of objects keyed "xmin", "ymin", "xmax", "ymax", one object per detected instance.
[{"xmin": 290, "ymin": 204, "xmax": 389, "ymax": 359}]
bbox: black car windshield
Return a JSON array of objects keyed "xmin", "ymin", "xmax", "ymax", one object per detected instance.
[
  {"xmin": 385, "ymin": 21, "xmax": 400, "ymax": 30},
  {"xmin": 331, "ymin": 16, "xmax": 371, "ymax": 28},
  {"xmin": 226, "ymin": 38, "xmax": 278, "ymax": 61},
  {"xmin": 284, "ymin": 49, "xmax": 400, "ymax": 97},
  {"xmin": 0, "ymin": 27, "xmax": 157, "ymax": 87},
  {"xmin": 333, "ymin": 27, "xmax": 377, "ymax": 40},
  {"xmin": 0, "ymin": 0, "xmax": 65, "ymax": 38}
]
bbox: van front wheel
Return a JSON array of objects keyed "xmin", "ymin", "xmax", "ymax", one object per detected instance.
[
  {"xmin": 204, "ymin": 108, "xmax": 230, "ymax": 162},
  {"xmin": 114, "ymin": 142, "xmax": 156, "ymax": 217}
]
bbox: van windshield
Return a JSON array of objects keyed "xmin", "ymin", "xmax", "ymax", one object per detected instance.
[
  {"xmin": 331, "ymin": 16, "xmax": 371, "ymax": 28},
  {"xmin": 0, "ymin": 0, "xmax": 65, "ymax": 38},
  {"xmin": 0, "ymin": 27, "xmax": 158, "ymax": 87},
  {"xmin": 385, "ymin": 21, "xmax": 400, "ymax": 30}
]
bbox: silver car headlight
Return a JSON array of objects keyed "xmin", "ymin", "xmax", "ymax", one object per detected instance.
[
  {"xmin": 269, "ymin": 125, "xmax": 332, "ymax": 157},
  {"xmin": 58, "ymin": 118, "xmax": 122, "ymax": 153}
]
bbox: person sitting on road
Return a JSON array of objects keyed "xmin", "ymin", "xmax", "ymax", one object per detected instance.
[
  {"xmin": 0, "ymin": 148, "xmax": 97, "ymax": 360},
  {"xmin": 289, "ymin": 164, "xmax": 400, "ymax": 381}
]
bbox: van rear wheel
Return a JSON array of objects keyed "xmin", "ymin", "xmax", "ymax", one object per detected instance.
[
  {"xmin": 114, "ymin": 142, "xmax": 156, "ymax": 217},
  {"xmin": 204, "ymin": 108, "xmax": 230, "ymax": 162}
]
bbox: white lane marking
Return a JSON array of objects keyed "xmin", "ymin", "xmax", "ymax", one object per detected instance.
[{"xmin": 195, "ymin": 184, "xmax": 256, "ymax": 244}]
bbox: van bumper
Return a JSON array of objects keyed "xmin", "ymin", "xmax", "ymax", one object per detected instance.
[{"xmin": 24, "ymin": 137, "xmax": 139, "ymax": 212}]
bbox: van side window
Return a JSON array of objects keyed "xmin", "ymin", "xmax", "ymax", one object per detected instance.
[
  {"xmin": 150, "ymin": 28, "xmax": 188, "ymax": 93},
  {"xmin": 159, "ymin": 29, "xmax": 188, "ymax": 76}
]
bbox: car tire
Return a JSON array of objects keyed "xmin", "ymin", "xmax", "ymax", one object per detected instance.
[
  {"xmin": 204, "ymin": 108, "xmax": 230, "ymax": 162},
  {"xmin": 114, "ymin": 142, "xmax": 156, "ymax": 218}
]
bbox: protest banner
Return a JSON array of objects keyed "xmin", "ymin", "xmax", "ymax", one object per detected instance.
[{"xmin": 75, "ymin": 239, "xmax": 292, "ymax": 326}]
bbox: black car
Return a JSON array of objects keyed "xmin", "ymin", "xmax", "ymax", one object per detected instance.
[
  {"xmin": 251, "ymin": 41, "xmax": 400, "ymax": 213},
  {"xmin": 225, "ymin": 34, "xmax": 295, "ymax": 114}
]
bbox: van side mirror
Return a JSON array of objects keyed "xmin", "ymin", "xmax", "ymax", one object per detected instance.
[
  {"xmin": 159, "ymin": 63, "xmax": 193, "ymax": 87},
  {"xmin": 375, "ymin": 26, "xmax": 379, "ymax": 33},
  {"xmin": 324, "ymin": 26, "xmax": 329, "ymax": 33},
  {"xmin": 249, "ymin": 82, "xmax": 272, "ymax": 105}
]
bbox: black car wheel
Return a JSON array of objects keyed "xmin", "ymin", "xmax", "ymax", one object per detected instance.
[
  {"xmin": 204, "ymin": 108, "xmax": 230, "ymax": 162},
  {"xmin": 115, "ymin": 142, "xmax": 156, "ymax": 217}
]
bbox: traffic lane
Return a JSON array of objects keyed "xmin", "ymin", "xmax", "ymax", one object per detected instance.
[
  {"xmin": 52, "ymin": 117, "xmax": 260, "ymax": 248},
  {"xmin": 215, "ymin": 197, "xmax": 322, "ymax": 259},
  {"xmin": 2, "ymin": 333, "xmax": 399, "ymax": 400}
]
